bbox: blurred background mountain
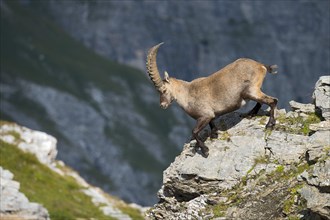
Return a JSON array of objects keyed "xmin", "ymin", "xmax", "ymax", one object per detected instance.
[{"xmin": 1, "ymin": 0, "xmax": 329, "ymax": 206}]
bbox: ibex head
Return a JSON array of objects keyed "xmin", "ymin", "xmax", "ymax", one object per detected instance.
[{"xmin": 146, "ymin": 43, "xmax": 175, "ymax": 109}]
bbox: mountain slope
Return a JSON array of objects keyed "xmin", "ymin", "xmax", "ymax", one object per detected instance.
[
  {"xmin": 0, "ymin": 0, "xmax": 192, "ymax": 205},
  {"xmin": 0, "ymin": 121, "xmax": 144, "ymax": 219}
]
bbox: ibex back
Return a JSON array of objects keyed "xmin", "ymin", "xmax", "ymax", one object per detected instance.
[{"xmin": 146, "ymin": 43, "xmax": 278, "ymax": 157}]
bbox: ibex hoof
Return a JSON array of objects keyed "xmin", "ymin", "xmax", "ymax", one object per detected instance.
[
  {"xmin": 210, "ymin": 132, "xmax": 218, "ymax": 139},
  {"xmin": 201, "ymin": 146, "xmax": 209, "ymax": 158}
]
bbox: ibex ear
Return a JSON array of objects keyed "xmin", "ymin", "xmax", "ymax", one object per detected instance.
[{"xmin": 164, "ymin": 71, "xmax": 170, "ymax": 83}]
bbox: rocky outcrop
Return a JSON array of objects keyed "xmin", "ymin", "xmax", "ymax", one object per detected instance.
[
  {"xmin": 147, "ymin": 76, "xmax": 330, "ymax": 219},
  {"xmin": 0, "ymin": 167, "xmax": 50, "ymax": 220},
  {"xmin": 0, "ymin": 124, "xmax": 54, "ymax": 219},
  {"xmin": 0, "ymin": 123, "xmax": 57, "ymax": 167},
  {"xmin": 299, "ymin": 159, "xmax": 330, "ymax": 219},
  {"xmin": 313, "ymin": 76, "xmax": 330, "ymax": 121},
  {"xmin": 0, "ymin": 123, "xmax": 144, "ymax": 220}
]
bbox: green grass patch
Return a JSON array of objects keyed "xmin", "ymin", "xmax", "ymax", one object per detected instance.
[
  {"xmin": 275, "ymin": 113, "xmax": 321, "ymax": 135},
  {"xmin": 324, "ymin": 145, "xmax": 330, "ymax": 154},
  {"xmin": 254, "ymin": 155, "xmax": 269, "ymax": 164},
  {"xmin": 211, "ymin": 203, "xmax": 227, "ymax": 217},
  {"xmin": 0, "ymin": 140, "xmax": 115, "ymax": 220},
  {"xmin": 266, "ymin": 163, "xmax": 310, "ymax": 181},
  {"xmin": 288, "ymin": 216, "xmax": 301, "ymax": 220},
  {"xmin": 275, "ymin": 165, "xmax": 285, "ymax": 173},
  {"xmin": 282, "ymin": 183, "xmax": 305, "ymax": 215}
]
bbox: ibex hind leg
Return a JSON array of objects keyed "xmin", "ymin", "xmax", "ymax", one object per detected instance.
[
  {"xmin": 246, "ymin": 90, "xmax": 278, "ymax": 128},
  {"xmin": 209, "ymin": 119, "xmax": 218, "ymax": 139}
]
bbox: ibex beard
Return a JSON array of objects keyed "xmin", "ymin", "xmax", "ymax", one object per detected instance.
[{"xmin": 146, "ymin": 42, "xmax": 278, "ymax": 158}]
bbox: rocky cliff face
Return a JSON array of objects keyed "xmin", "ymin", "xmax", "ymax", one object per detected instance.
[
  {"xmin": 42, "ymin": 0, "xmax": 329, "ymax": 108},
  {"xmin": 147, "ymin": 76, "xmax": 330, "ymax": 219}
]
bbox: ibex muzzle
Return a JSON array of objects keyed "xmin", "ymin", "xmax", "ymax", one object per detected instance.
[{"xmin": 146, "ymin": 43, "xmax": 278, "ymax": 157}]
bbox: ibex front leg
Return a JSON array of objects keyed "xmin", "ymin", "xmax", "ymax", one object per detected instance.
[{"xmin": 193, "ymin": 116, "xmax": 214, "ymax": 157}]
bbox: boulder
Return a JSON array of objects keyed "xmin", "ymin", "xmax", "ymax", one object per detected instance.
[
  {"xmin": 309, "ymin": 121, "xmax": 330, "ymax": 132},
  {"xmin": 298, "ymin": 158, "xmax": 330, "ymax": 219},
  {"xmin": 289, "ymin": 100, "xmax": 315, "ymax": 113},
  {"xmin": 313, "ymin": 76, "xmax": 330, "ymax": 120}
]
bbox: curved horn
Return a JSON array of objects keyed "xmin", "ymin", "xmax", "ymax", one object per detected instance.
[{"xmin": 146, "ymin": 42, "xmax": 164, "ymax": 91}]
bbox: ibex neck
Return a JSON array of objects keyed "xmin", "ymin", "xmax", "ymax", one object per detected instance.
[{"xmin": 171, "ymin": 78, "xmax": 190, "ymax": 109}]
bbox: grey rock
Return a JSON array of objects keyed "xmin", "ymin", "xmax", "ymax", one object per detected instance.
[
  {"xmin": 289, "ymin": 100, "xmax": 315, "ymax": 113},
  {"xmin": 0, "ymin": 167, "xmax": 50, "ymax": 220},
  {"xmin": 305, "ymin": 145, "xmax": 327, "ymax": 164},
  {"xmin": 313, "ymin": 76, "xmax": 330, "ymax": 120},
  {"xmin": 286, "ymin": 111, "xmax": 300, "ymax": 118},
  {"xmin": 298, "ymin": 158, "xmax": 329, "ymax": 219},
  {"xmin": 309, "ymin": 120, "xmax": 330, "ymax": 132},
  {"xmin": 1, "ymin": 168, "xmax": 14, "ymax": 180},
  {"xmin": 300, "ymin": 158, "xmax": 330, "ymax": 190},
  {"xmin": 299, "ymin": 185, "xmax": 330, "ymax": 219},
  {"xmin": 309, "ymin": 130, "xmax": 330, "ymax": 147},
  {"xmin": 0, "ymin": 123, "xmax": 58, "ymax": 167}
]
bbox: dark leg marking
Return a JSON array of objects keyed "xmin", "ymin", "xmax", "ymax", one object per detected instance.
[{"xmin": 247, "ymin": 102, "xmax": 262, "ymax": 117}]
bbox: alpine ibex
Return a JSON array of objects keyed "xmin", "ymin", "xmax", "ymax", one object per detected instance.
[{"xmin": 146, "ymin": 43, "xmax": 278, "ymax": 157}]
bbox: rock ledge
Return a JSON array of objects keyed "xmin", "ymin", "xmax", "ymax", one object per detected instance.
[{"xmin": 147, "ymin": 76, "xmax": 330, "ymax": 220}]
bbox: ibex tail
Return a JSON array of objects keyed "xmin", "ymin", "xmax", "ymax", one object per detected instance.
[{"xmin": 265, "ymin": 64, "xmax": 278, "ymax": 74}]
